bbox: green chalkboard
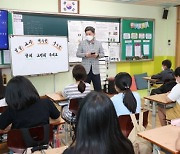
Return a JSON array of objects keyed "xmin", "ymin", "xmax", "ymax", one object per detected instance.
[
  {"xmin": 121, "ymin": 18, "xmax": 154, "ymax": 61},
  {"xmin": 13, "ymin": 12, "xmax": 120, "ymax": 36}
]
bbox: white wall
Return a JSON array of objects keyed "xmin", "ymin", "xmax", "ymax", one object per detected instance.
[{"xmin": 0, "ymin": 0, "xmax": 176, "ymax": 95}]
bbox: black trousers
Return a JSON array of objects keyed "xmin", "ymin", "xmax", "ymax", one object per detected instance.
[{"xmin": 86, "ymin": 67, "xmax": 102, "ymax": 91}]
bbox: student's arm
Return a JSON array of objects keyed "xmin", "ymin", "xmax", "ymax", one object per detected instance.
[
  {"xmin": 167, "ymin": 84, "xmax": 180, "ymax": 103},
  {"xmin": 176, "ymin": 132, "xmax": 180, "ymax": 151},
  {"xmin": 151, "ymin": 72, "xmax": 163, "ymax": 80},
  {"xmin": 76, "ymin": 42, "xmax": 86, "ymax": 58},
  {"xmin": 48, "ymin": 99, "xmax": 61, "ymax": 120},
  {"xmin": 0, "ymin": 108, "xmax": 12, "ymax": 130}
]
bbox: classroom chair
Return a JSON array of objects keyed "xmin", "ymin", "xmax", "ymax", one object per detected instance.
[
  {"xmin": 63, "ymin": 98, "xmax": 83, "ymax": 144},
  {"xmin": 0, "ymin": 106, "xmax": 7, "ymax": 113},
  {"xmin": 7, "ymin": 124, "xmax": 53, "ymax": 153},
  {"xmin": 118, "ymin": 110, "xmax": 149, "ymax": 137}
]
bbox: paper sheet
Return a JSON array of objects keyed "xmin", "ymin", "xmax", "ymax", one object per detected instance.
[
  {"xmin": 123, "ymin": 33, "xmax": 130, "ymax": 39},
  {"xmin": 102, "ymin": 43, "xmax": 109, "ymax": 57},
  {"xmin": 68, "ymin": 20, "xmax": 83, "ymax": 43},
  {"xmin": 108, "ymin": 22, "xmax": 120, "ymax": 42},
  {"xmin": 126, "ymin": 44, "xmax": 133, "ymax": 57},
  {"xmin": 96, "ymin": 22, "xmax": 109, "ymax": 42},
  {"xmin": 13, "ymin": 21, "xmax": 24, "ymax": 35},
  {"xmin": 134, "ymin": 44, "xmax": 141, "ymax": 57},
  {"xmin": 146, "ymin": 33, "xmax": 152, "ymax": 39},
  {"xmin": 109, "ymin": 43, "xmax": 120, "ymax": 61},
  {"xmin": 143, "ymin": 44, "xmax": 149, "ymax": 55},
  {"xmin": 3, "ymin": 50, "xmax": 11, "ymax": 64}
]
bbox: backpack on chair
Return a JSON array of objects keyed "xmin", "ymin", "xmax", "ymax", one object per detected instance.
[{"xmin": 128, "ymin": 112, "xmax": 152, "ymax": 154}]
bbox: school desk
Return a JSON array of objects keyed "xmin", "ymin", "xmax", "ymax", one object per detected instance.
[
  {"xmin": 46, "ymin": 93, "xmax": 67, "ymax": 102},
  {"xmin": 144, "ymin": 93, "xmax": 175, "ymax": 128},
  {"xmin": 138, "ymin": 125, "xmax": 180, "ymax": 154},
  {"xmin": 143, "ymin": 77, "xmax": 158, "ymax": 110},
  {"xmin": 34, "ymin": 146, "xmax": 68, "ymax": 154}
]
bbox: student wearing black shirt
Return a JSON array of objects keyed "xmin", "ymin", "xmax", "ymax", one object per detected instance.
[
  {"xmin": 151, "ymin": 59, "xmax": 174, "ymax": 83},
  {"xmin": 151, "ymin": 59, "xmax": 176, "ymax": 95},
  {"xmin": 0, "ymin": 76, "xmax": 60, "ymax": 130}
]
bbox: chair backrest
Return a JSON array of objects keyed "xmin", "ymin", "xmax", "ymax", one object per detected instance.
[
  {"xmin": 7, "ymin": 124, "xmax": 53, "ymax": 149},
  {"xmin": 69, "ymin": 98, "xmax": 83, "ymax": 115},
  {"xmin": 118, "ymin": 110, "xmax": 149, "ymax": 137},
  {"xmin": 0, "ymin": 106, "xmax": 7, "ymax": 113}
]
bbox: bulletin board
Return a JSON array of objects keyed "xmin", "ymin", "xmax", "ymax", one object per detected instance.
[{"xmin": 121, "ymin": 18, "xmax": 154, "ymax": 61}]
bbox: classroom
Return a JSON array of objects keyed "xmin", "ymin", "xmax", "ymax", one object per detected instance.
[{"xmin": 0, "ymin": 0, "xmax": 180, "ymax": 153}]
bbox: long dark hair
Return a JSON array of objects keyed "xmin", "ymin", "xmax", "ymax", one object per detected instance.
[
  {"xmin": 115, "ymin": 72, "xmax": 137, "ymax": 113},
  {"xmin": 70, "ymin": 91, "xmax": 134, "ymax": 154},
  {"xmin": 72, "ymin": 65, "xmax": 87, "ymax": 93},
  {"xmin": 5, "ymin": 76, "xmax": 40, "ymax": 110}
]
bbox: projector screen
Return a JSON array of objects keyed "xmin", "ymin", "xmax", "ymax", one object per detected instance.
[{"xmin": 0, "ymin": 10, "xmax": 8, "ymax": 50}]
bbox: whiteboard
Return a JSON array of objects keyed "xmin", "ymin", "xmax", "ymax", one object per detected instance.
[{"xmin": 9, "ymin": 35, "xmax": 69, "ymax": 76}]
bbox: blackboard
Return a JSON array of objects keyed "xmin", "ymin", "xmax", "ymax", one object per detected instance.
[
  {"xmin": 121, "ymin": 18, "xmax": 154, "ymax": 61},
  {"xmin": 12, "ymin": 12, "xmax": 120, "ymax": 36}
]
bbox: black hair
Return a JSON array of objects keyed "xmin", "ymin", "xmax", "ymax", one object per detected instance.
[
  {"xmin": 0, "ymin": 69, "xmax": 6, "ymax": 99},
  {"xmin": 174, "ymin": 67, "xmax": 180, "ymax": 77},
  {"xmin": 162, "ymin": 59, "xmax": 172, "ymax": 69},
  {"xmin": 114, "ymin": 72, "xmax": 137, "ymax": 113},
  {"xmin": 85, "ymin": 26, "xmax": 95, "ymax": 34},
  {"xmin": 71, "ymin": 91, "xmax": 134, "ymax": 154},
  {"xmin": 72, "ymin": 65, "xmax": 87, "ymax": 93},
  {"xmin": 5, "ymin": 76, "xmax": 40, "ymax": 110}
]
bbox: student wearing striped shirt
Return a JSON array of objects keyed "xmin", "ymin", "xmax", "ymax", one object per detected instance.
[{"xmin": 61, "ymin": 65, "xmax": 91, "ymax": 122}]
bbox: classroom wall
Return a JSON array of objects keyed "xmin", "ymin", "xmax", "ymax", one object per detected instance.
[{"xmin": 0, "ymin": 0, "xmax": 177, "ymax": 95}]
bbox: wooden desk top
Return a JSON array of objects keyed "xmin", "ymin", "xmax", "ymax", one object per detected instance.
[
  {"xmin": 34, "ymin": 146, "xmax": 68, "ymax": 154},
  {"xmin": 143, "ymin": 76, "xmax": 158, "ymax": 82},
  {"xmin": 144, "ymin": 93, "xmax": 173, "ymax": 104},
  {"xmin": 46, "ymin": 93, "xmax": 66, "ymax": 102},
  {"xmin": 138, "ymin": 125, "xmax": 180, "ymax": 154}
]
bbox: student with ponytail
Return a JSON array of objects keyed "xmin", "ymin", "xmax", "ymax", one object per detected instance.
[
  {"xmin": 111, "ymin": 72, "xmax": 141, "ymax": 116},
  {"xmin": 61, "ymin": 64, "xmax": 91, "ymax": 122}
]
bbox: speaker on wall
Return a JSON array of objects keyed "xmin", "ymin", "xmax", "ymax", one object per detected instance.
[{"xmin": 162, "ymin": 9, "xmax": 169, "ymax": 19}]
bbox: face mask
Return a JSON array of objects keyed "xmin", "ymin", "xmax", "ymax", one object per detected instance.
[
  {"xmin": 162, "ymin": 66, "xmax": 164, "ymax": 71},
  {"xmin": 176, "ymin": 79, "xmax": 179, "ymax": 84},
  {"xmin": 86, "ymin": 35, "xmax": 94, "ymax": 41}
]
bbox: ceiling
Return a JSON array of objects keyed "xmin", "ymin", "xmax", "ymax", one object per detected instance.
[{"xmin": 95, "ymin": 0, "xmax": 180, "ymax": 7}]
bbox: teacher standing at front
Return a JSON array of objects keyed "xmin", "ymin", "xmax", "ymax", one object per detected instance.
[{"xmin": 76, "ymin": 26, "xmax": 104, "ymax": 91}]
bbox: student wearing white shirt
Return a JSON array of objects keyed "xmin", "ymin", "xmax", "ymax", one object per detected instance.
[
  {"xmin": 158, "ymin": 67, "xmax": 180, "ymax": 126},
  {"xmin": 111, "ymin": 72, "xmax": 141, "ymax": 116}
]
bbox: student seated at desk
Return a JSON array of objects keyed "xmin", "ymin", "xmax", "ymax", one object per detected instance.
[
  {"xmin": 158, "ymin": 67, "xmax": 180, "ymax": 126},
  {"xmin": 151, "ymin": 59, "xmax": 174, "ymax": 83},
  {"xmin": 150, "ymin": 59, "xmax": 176, "ymax": 95},
  {"xmin": 111, "ymin": 72, "xmax": 141, "ymax": 116},
  {"xmin": 61, "ymin": 65, "xmax": 91, "ymax": 122},
  {"xmin": 0, "ymin": 76, "xmax": 60, "ymax": 130},
  {"xmin": 63, "ymin": 91, "xmax": 134, "ymax": 154}
]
